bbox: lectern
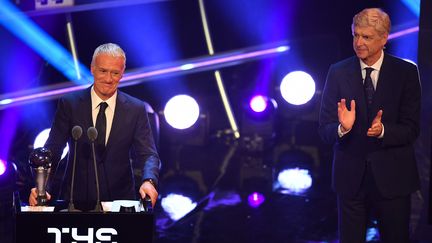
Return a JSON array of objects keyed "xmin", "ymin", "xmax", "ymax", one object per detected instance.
[{"xmin": 16, "ymin": 211, "xmax": 154, "ymax": 243}]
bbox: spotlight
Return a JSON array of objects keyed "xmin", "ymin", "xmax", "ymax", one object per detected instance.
[
  {"xmin": 0, "ymin": 159, "xmax": 6, "ymax": 176},
  {"xmin": 276, "ymin": 168, "xmax": 312, "ymax": 194},
  {"xmin": 280, "ymin": 71, "xmax": 315, "ymax": 105},
  {"xmin": 34, "ymin": 128, "xmax": 68, "ymax": 160},
  {"xmin": 249, "ymin": 95, "xmax": 268, "ymax": 113},
  {"xmin": 159, "ymin": 173, "xmax": 203, "ymax": 221},
  {"xmin": 161, "ymin": 95, "xmax": 209, "ymax": 146},
  {"xmin": 161, "ymin": 193, "xmax": 197, "ymax": 221},
  {"xmin": 241, "ymin": 95, "xmax": 277, "ymax": 147},
  {"xmin": 274, "ymin": 148, "xmax": 317, "ymax": 195},
  {"xmin": 247, "ymin": 95, "xmax": 277, "ymax": 116},
  {"xmin": 164, "ymin": 95, "xmax": 200, "ymax": 130},
  {"xmin": 247, "ymin": 192, "xmax": 265, "ymax": 208}
]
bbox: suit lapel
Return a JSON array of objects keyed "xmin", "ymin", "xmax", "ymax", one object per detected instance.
[
  {"xmin": 79, "ymin": 88, "xmax": 93, "ymax": 130},
  {"xmin": 105, "ymin": 91, "xmax": 128, "ymax": 150}
]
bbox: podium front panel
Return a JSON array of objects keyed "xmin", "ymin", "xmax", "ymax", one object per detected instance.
[{"xmin": 16, "ymin": 212, "xmax": 154, "ymax": 243}]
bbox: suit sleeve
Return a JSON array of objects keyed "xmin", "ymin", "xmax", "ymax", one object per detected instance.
[
  {"xmin": 44, "ymin": 97, "xmax": 71, "ymax": 194},
  {"xmin": 319, "ymin": 65, "xmax": 343, "ymax": 144},
  {"xmin": 382, "ymin": 64, "xmax": 421, "ymax": 147},
  {"xmin": 133, "ymin": 104, "xmax": 161, "ymax": 187},
  {"xmin": 45, "ymin": 97, "xmax": 71, "ymax": 168}
]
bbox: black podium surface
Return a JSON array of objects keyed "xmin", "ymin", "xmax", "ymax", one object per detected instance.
[{"xmin": 16, "ymin": 211, "xmax": 154, "ymax": 243}]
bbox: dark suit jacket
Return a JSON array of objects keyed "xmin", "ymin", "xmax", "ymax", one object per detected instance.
[
  {"xmin": 319, "ymin": 54, "xmax": 421, "ymax": 198},
  {"xmin": 45, "ymin": 87, "xmax": 160, "ymax": 202}
]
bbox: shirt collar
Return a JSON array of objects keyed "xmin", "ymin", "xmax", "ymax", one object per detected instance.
[
  {"xmin": 360, "ymin": 50, "xmax": 384, "ymax": 71},
  {"xmin": 90, "ymin": 86, "xmax": 117, "ymax": 111}
]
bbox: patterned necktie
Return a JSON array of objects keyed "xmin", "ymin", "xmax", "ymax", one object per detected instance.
[
  {"xmin": 95, "ymin": 102, "xmax": 108, "ymax": 151},
  {"xmin": 364, "ymin": 67, "xmax": 375, "ymax": 107}
]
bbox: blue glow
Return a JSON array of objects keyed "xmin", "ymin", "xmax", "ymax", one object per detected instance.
[
  {"xmin": 161, "ymin": 193, "xmax": 197, "ymax": 221},
  {"xmin": 214, "ymin": 1, "xmax": 292, "ymax": 44},
  {"xmin": 401, "ymin": 0, "xmax": 420, "ymax": 17},
  {"xmin": 205, "ymin": 191, "xmax": 242, "ymax": 210},
  {"xmin": 390, "ymin": 2, "xmax": 420, "ymax": 63},
  {"xmin": 277, "ymin": 168, "xmax": 312, "ymax": 194},
  {"xmin": 0, "ymin": 1, "xmax": 91, "ymax": 84}
]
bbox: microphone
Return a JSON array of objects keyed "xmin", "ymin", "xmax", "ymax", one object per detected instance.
[
  {"xmin": 68, "ymin": 126, "xmax": 82, "ymax": 212},
  {"xmin": 87, "ymin": 127, "xmax": 102, "ymax": 212},
  {"xmin": 72, "ymin": 125, "xmax": 82, "ymax": 140},
  {"xmin": 87, "ymin": 126, "xmax": 98, "ymax": 142}
]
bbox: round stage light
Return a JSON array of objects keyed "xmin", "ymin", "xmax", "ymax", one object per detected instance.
[
  {"xmin": 34, "ymin": 128, "xmax": 68, "ymax": 160},
  {"xmin": 161, "ymin": 193, "xmax": 197, "ymax": 221},
  {"xmin": 0, "ymin": 159, "xmax": 6, "ymax": 176},
  {"xmin": 164, "ymin": 95, "xmax": 200, "ymax": 130},
  {"xmin": 277, "ymin": 168, "xmax": 312, "ymax": 194},
  {"xmin": 249, "ymin": 95, "xmax": 268, "ymax": 113},
  {"xmin": 280, "ymin": 71, "xmax": 316, "ymax": 105}
]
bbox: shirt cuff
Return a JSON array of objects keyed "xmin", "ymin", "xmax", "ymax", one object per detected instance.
[
  {"xmin": 338, "ymin": 124, "xmax": 351, "ymax": 138},
  {"xmin": 378, "ymin": 124, "xmax": 384, "ymax": 139}
]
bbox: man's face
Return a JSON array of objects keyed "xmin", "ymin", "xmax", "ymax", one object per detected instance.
[
  {"xmin": 91, "ymin": 54, "xmax": 125, "ymax": 100},
  {"xmin": 352, "ymin": 26, "xmax": 387, "ymax": 66}
]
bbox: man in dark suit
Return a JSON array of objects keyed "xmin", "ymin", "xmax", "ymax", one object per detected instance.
[
  {"xmin": 319, "ymin": 8, "xmax": 421, "ymax": 243},
  {"xmin": 29, "ymin": 43, "xmax": 160, "ymax": 208}
]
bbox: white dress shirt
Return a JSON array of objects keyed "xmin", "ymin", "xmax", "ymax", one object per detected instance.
[{"xmin": 90, "ymin": 87, "xmax": 117, "ymax": 145}]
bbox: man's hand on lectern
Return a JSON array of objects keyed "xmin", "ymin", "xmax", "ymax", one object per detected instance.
[{"xmin": 139, "ymin": 181, "xmax": 158, "ymax": 208}]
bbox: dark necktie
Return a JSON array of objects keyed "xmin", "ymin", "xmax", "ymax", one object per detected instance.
[
  {"xmin": 95, "ymin": 102, "xmax": 108, "ymax": 152},
  {"xmin": 364, "ymin": 67, "xmax": 375, "ymax": 107}
]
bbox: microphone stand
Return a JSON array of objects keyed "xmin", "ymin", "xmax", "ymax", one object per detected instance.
[
  {"xmin": 90, "ymin": 141, "xmax": 102, "ymax": 212},
  {"xmin": 68, "ymin": 139, "xmax": 81, "ymax": 212}
]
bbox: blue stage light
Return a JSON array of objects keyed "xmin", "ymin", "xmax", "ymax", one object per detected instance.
[
  {"xmin": 0, "ymin": 159, "xmax": 6, "ymax": 176},
  {"xmin": 161, "ymin": 193, "xmax": 197, "ymax": 221},
  {"xmin": 276, "ymin": 168, "xmax": 312, "ymax": 194},
  {"xmin": 274, "ymin": 148, "xmax": 316, "ymax": 195},
  {"xmin": 0, "ymin": 1, "xmax": 91, "ymax": 84},
  {"xmin": 280, "ymin": 71, "xmax": 316, "ymax": 105},
  {"xmin": 164, "ymin": 95, "xmax": 200, "ymax": 130},
  {"xmin": 249, "ymin": 95, "xmax": 268, "ymax": 113}
]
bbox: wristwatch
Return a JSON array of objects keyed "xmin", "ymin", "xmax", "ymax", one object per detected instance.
[{"xmin": 144, "ymin": 178, "xmax": 156, "ymax": 189}]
